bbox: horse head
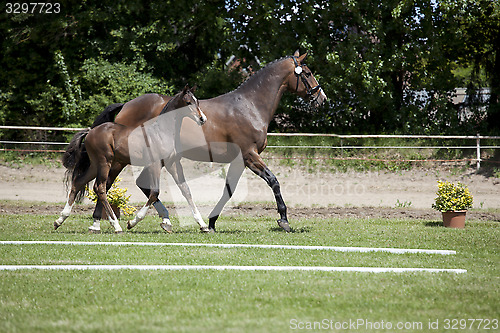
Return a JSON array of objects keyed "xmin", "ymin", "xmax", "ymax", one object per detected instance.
[
  {"xmin": 182, "ymin": 85, "xmax": 207, "ymax": 126},
  {"xmin": 286, "ymin": 50, "xmax": 328, "ymax": 107},
  {"xmin": 165, "ymin": 85, "xmax": 207, "ymax": 126}
]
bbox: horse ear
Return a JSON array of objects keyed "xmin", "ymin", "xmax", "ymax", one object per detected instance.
[
  {"xmin": 191, "ymin": 85, "xmax": 198, "ymax": 93},
  {"xmin": 298, "ymin": 51, "xmax": 308, "ymax": 62},
  {"xmin": 182, "ymin": 84, "xmax": 189, "ymax": 93},
  {"xmin": 293, "ymin": 49, "xmax": 300, "ymax": 57}
]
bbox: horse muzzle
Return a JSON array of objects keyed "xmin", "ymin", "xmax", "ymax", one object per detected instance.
[
  {"xmin": 309, "ymin": 87, "xmax": 327, "ymax": 107},
  {"xmin": 198, "ymin": 110, "xmax": 207, "ymax": 126}
]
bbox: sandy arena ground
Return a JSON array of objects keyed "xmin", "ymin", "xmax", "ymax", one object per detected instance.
[{"xmin": 0, "ymin": 161, "xmax": 498, "ymax": 221}]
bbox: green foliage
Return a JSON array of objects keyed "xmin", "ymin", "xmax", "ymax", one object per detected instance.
[
  {"xmin": 432, "ymin": 180, "xmax": 474, "ymax": 212},
  {"xmin": 76, "ymin": 58, "xmax": 174, "ymax": 126},
  {"xmin": 226, "ymin": 0, "xmax": 499, "ymax": 134},
  {"xmin": 0, "ymin": 0, "xmax": 498, "ymax": 135},
  {"xmin": 0, "ymin": 0, "xmax": 226, "ymax": 134},
  {"xmin": 189, "ymin": 60, "xmax": 246, "ymax": 99}
]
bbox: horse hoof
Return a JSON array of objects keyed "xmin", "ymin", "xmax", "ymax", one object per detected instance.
[
  {"xmin": 277, "ymin": 219, "xmax": 291, "ymax": 232},
  {"xmin": 54, "ymin": 222, "xmax": 61, "ymax": 230},
  {"xmin": 160, "ymin": 223, "xmax": 173, "ymax": 234},
  {"xmin": 88, "ymin": 229, "xmax": 101, "ymax": 234},
  {"xmin": 126, "ymin": 222, "xmax": 134, "ymax": 230},
  {"xmin": 115, "ymin": 230, "xmax": 124, "ymax": 234},
  {"xmin": 200, "ymin": 227, "xmax": 213, "ymax": 233}
]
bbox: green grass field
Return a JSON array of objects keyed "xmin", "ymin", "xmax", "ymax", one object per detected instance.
[{"xmin": 0, "ymin": 212, "xmax": 498, "ymax": 332}]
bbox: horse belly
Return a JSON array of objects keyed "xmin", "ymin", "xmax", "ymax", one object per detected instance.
[{"xmin": 179, "ymin": 118, "xmax": 239, "ymax": 163}]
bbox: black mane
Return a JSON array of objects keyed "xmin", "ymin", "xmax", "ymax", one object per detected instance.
[{"xmin": 90, "ymin": 103, "xmax": 124, "ymax": 128}]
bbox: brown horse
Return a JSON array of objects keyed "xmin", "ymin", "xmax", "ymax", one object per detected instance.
[
  {"xmin": 54, "ymin": 86, "xmax": 208, "ymax": 233},
  {"xmin": 116, "ymin": 50, "xmax": 326, "ymax": 232}
]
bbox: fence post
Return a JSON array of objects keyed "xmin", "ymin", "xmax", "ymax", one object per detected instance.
[{"xmin": 476, "ymin": 133, "xmax": 481, "ymax": 170}]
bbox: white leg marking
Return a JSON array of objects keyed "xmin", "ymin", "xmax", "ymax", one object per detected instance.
[
  {"xmin": 55, "ymin": 202, "xmax": 74, "ymax": 228},
  {"xmin": 128, "ymin": 204, "xmax": 149, "ymax": 229},
  {"xmin": 192, "ymin": 208, "xmax": 208, "ymax": 231},
  {"xmin": 108, "ymin": 214, "xmax": 123, "ymax": 233},
  {"xmin": 62, "ymin": 202, "xmax": 73, "ymax": 216},
  {"xmin": 88, "ymin": 219, "xmax": 101, "ymax": 233}
]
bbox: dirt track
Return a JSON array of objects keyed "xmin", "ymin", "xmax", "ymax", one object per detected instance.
[{"xmin": 0, "ymin": 162, "xmax": 499, "ymax": 221}]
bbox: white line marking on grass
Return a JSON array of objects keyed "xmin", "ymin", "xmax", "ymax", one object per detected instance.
[
  {"xmin": 0, "ymin": 241, "xmax": 456, "ymax": 255},
  {"xmin": 0, "ymin": 265, "xmax": 467, "ymax": 273}
]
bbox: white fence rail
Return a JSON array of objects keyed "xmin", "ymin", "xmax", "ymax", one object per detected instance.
[
  {"xmin": 1, "ymin": 126, "xmax": 499, "ymax": 169},
  {"xmin": 266, "ymin": 133, "xmax": 500, "ymax": 170}
]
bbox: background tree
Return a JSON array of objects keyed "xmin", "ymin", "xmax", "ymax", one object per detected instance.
[
  {"xmin": 441, "ymin": 0, "xmax": 500, "ymax": 133},
  {"xmin": 1, "ymin": 0, "xmax": 498, "ymax": 140},
  {"xmin": 0, "ymin": 0, "xmax": 228, "ymax": 131}
]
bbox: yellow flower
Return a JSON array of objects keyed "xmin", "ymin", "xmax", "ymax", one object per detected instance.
[
  {"xmin": 432, "ymin": 181, "xmax": 473, "ymax": 212},
  {"xmin": 87, "ymin": 177, "xmax": 137, "ymax": 216}
]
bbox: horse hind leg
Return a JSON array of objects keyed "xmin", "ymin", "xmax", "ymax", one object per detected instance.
[
  {"xmin": 55, "ymin": 165, "xmax": 97, "ymax": 230},
  {"xmin": 245, "ymin": 151, "xmax": 290, "ymax": 232},
  {"xmin": 127, "ymin": 201, "xmax": 150, "ymax": 230},
  {"xmin": 54, "ymin": 201, "xmax": 74, "ymax": 230},
  {"xmin": 88, "ymin": 199, "xmax": 103, "ymax": 234}
]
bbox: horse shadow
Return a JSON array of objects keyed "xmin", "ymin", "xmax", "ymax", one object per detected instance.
[
  {"xmin": 424, "ymin": 221, "xmax": 444, "ymax": 228},
  {"xmin": 269, "ymin": 226, "xmax": 312, "ymax": 233}
]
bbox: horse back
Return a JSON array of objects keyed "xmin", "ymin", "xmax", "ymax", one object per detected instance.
[{"xmin": 114, "ymin": 93, "xmax": 171, "ymax": 127}]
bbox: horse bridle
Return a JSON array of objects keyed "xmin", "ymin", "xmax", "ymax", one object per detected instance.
[{"xmin": 292, "ymin": 56, "xmax": 322, "ymax": 101}]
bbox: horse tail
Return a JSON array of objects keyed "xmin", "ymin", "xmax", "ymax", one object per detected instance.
[
  {"xmin": 90, "ymin": 103, "xmax": 124, "ymax": 128},
  {"xmin": 62, "ymin": 129, "xmax": 91, "ymax": 202}
]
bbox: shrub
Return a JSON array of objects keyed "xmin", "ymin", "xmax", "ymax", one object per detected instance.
[{"xmin": 432, "ymin": 180, "xmax": 473, "ymax": 212}]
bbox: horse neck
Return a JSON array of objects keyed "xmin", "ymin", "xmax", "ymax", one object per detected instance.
[
  {"xmin": 231, "ymin": 59, "xmax": 292, "ymax": 124},
  {"xmin": 163, "ymin": 101, "xmax": 189, "ymax": 131}
]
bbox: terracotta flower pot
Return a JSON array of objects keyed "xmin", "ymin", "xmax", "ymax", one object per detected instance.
[
  {"xmin": 102, "ymin": 205, "xmax": 120, "ymax": 220},
  {"xmin": 442, "ymin": 211, "xmax": 466, "ymax": 228}
]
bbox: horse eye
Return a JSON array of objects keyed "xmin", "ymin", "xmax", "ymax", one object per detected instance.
[
  {"xmin": 187, "ymin": 101, "xmax": 192, "ymax": 105},
  {"xmin": 305, "ymin": 72, "xmax": 312, "ymax": 77}
]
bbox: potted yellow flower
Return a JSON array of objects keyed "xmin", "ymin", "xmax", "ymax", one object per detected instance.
[
  {"xmin": 87, "ymin": 177, "xmax": 136, "ymax": 219},
  {"xmin": 432, "ymin": 180, "xmax": 473, "ymax": 228}
]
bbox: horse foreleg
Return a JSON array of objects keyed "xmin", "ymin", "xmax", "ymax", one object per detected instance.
[
  {"xmin": 128, "ymin": 197, "xmax": 172, "ymax": 232},
  {"xmin": 245, "ymin": 151, "xmax": 290, "ymax": 232},
  {"xmin": 166, "ymin": 159, "xmax": 209, "ymax": 232},
  {"xmin": 208, "ymin": 155, "xmax": 245, "ymax": 232},
  {"xmin": 89, "ymin": 162, "xmax": 125, "ymax": 233},
  {"xmin": 128, "ymin": 163, "xmax": 173, "ymax": 231},
  {"xmin": 127, "ymin": 203, "xmax": 150, "ymax": 230},
  {"xmin": 88, "ymin": 199, "xmax": 104, "ymax": 234}
]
